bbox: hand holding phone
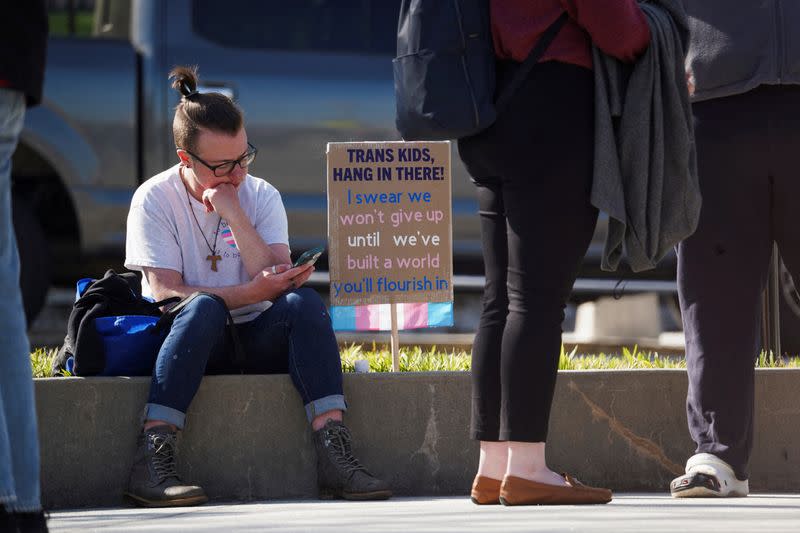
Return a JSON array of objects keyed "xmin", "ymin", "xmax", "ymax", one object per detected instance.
[{"xmin": 293, "ymin": 244, "xmax": 325, "ymax": 268}]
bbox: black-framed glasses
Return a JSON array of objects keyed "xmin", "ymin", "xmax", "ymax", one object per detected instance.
[{"xmin": 184, "ymin": 142, "xmax": 258, "ymax": 177}]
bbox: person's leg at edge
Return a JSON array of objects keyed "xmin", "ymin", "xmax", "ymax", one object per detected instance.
[
  {"xmin": 0, "ymin": 88, "xmax": 49, "ymax": 530},
  {"xmin": 125, "ymin": 293, "xmax": 230, "ymax": 507},
  {"xmin": 773, "ymin": 86, "xmax": 800, "ymax": 356},
  {"xmin": 235, "ymin": 287, "xmax": 391, "ymax": 500},
  {"xmin": 677, "ymin": 92, "xmax": 771, "ymax": 494},
  {"xmin": 671, "ymin": 90, "xmax": 779, "ymax": 499}
]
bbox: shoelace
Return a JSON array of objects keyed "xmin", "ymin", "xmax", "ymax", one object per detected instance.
[
  {"xmin": 148, "ymin": 432, "xmax": 180, "ymax": 482},
  {"xmin": 324, "ymin": 424, "xmax": 367, "ymax": 474}
]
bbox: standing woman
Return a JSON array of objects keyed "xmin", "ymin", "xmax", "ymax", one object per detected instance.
[{"xmin": 458, "ymin": 0, "xmax": 650, "ymax": 506}]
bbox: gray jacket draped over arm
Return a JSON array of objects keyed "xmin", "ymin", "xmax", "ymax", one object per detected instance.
[{"xmin": 591, "ymin": 0, "xmax": 700, "ymax": 272}]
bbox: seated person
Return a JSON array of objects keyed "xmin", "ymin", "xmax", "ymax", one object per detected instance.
[{"xmin": 123, "ymin": 65, "xmax": 391, "ymax": 507}]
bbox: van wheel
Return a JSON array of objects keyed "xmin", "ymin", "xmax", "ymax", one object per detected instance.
[{"xmin": 12, "ymin": 194, "xmax": 51, "ymax": 326}]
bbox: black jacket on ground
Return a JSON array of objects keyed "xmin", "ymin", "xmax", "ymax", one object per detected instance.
[{"xmin": 0, "ymin": 0, "xmax": 48, "ymax": 106}]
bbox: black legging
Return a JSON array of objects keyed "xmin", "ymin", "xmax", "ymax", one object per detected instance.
[{"xmin": 458, "ymin": 61, "xmax": 598, "ymax": 442}]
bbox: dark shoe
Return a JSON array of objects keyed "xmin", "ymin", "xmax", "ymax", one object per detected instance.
[
  {"xmin": 471, "ymin": 475, "xmax": 501, "ymax": 505},
  {"xmin": 12, "ymin": 511, "xmax": 49, "ymax": 533},
  {"xmin": 1, "ymin": 504, "xmax": 16, "ymax": 533},
  {"xmin": 313, "ymin": 419, "xmax": 392, "ymax": 500},
  {"xmin": 124, "ymin": 425, "xmax": 208, "ymax": 507},
  {"xmin": 500, "ymin": 474, "xmax": 612, "ymax": 505}
]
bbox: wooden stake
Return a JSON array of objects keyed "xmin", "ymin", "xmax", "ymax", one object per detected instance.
[{"xmin": 390, "ymin": 303, "xmax": 400, "ymax": 371}]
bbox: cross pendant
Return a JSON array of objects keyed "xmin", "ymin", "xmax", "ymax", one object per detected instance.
[{"xmin": 207, "ymin": 254, "xmax": 222, "ymax": 271}]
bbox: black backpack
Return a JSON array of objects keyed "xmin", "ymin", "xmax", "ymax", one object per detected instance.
[
  {"xmin": 54, "ymin": 269, "xmax": 244, "ymax": 376},
  {"xmin": 393, "ymin": 0, "xmax": 567, "ymax": 141}
]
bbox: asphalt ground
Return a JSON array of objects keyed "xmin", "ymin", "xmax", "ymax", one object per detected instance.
[{"xmin": 48, "ymin": 494, "xmax": 800, "ymax": 532}]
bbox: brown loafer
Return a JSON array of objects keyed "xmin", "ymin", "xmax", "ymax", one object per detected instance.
[
  {"xmin": 500, "ymin": 474, "xmax": 612, "ymax": 506},
  {"xmin": 471, "ymin": 475, "xmax": 502, "ymax": 505}
]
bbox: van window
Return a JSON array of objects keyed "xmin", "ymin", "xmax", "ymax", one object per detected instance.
[
  {"xmin": 47, "ymin": 0, "xmax": 131, "ymax": 39},
  {"xmin": 193, "ymin": 0, "xmax": 400, "ymax": 55}
]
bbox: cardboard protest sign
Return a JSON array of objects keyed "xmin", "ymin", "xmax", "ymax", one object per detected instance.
[{"xmin": 327, "ymin": 141, "xmax": 453, "ymax": 330}]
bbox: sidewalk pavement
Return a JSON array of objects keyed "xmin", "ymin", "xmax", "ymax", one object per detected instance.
[{"xmin": 48, "ymin": 494, "xmax": 800, "ymax": 532}]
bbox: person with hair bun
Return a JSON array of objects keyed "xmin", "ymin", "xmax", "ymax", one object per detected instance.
[{"xmin": 123, "ymin": 65, "xmax": 391, "ymax": 507}]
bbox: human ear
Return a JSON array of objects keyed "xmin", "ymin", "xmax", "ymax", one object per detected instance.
[{"xmin": 176, "ymin": 149, "xmax": 191, "ymax": 167}]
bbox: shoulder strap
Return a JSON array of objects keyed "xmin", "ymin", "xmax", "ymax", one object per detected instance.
[
  {"xmin": 152, "ymin": 296, "xmax": 181, "ymax": 308},
  {"xmin": 494, "ymin": 12, "xmax": 569, "ymax": 115}
]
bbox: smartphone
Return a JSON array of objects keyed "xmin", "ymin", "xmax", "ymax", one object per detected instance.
[{"xmin": 293, "ymin": 244, "xmax": 325, "ymax": 267}]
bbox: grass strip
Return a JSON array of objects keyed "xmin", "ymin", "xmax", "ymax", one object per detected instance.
[{"xmin": 29, "ymin": 344, "xmax": 800, "ymax": 378}]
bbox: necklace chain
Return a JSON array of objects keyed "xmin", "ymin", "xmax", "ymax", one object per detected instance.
[{"xmin": 183, "ymin": 172, "xmax": 222, "ymax": 257}]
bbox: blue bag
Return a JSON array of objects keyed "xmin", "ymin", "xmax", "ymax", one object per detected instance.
[
  {"xmin": 54, "ymin": 270, "xmax": 179, "ymax": 376},
  {"xmin": 55, "ymin": 271, "xmax": 246, "ymax": 376},
  {"xmin": 393, "ymin": 1, "xmax": 567, "ymax": 140},
  {"xmin": 97, "ymin": 315, "xmax": 164, "ymax": 376},
  {"xmin": 61, "ymin": 276, "xmax": 172, "ymax": 376},
  {"xmin": 64, "ymin": 315, "xmax": 166, "ymax": 376}
]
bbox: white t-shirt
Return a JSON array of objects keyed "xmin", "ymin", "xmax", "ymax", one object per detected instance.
[{"xmin": 124, "ymin": 164, "xmax": 289, "ymax": 323}]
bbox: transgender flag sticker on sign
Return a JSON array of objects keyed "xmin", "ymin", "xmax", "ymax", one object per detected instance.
[{"xmin": 331, "ymin": 302, "xmax": 453, "ymax": 331}]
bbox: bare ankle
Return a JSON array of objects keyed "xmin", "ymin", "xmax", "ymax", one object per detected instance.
[
  {"xmin": 311, "ymin": 410, "xmax": 343, "ymax": 431},
  {"xmin": 143, "ymin": 420, "xmax": 177, "ymax": 432},
  {"xmin": 504, "ymin": 441, "xmax": 567, "ymax": 486},
  {"xmin": 477, "ymin": 441, "xmax": 508, "ymax": 480}
]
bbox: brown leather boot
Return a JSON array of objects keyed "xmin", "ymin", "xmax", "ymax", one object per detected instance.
[
  {"xmin": 471, "ymin": 475, "xmax": 502, "ymax": 505},
  {"xmin": 500, "ymin": 474, "xmax": 612, "ymax": 505}
]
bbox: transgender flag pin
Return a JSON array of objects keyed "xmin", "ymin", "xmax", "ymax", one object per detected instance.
[{"xmin": 221, "ymin": 228, "xmax": 238, "ymax": 249}]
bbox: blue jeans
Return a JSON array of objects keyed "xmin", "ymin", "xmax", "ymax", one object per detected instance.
[
  {"xmin": 0, "ymin": 89, "xmax": 42, "ymax": 512},
  {"xmin": 145, "ymin": 288, "xmax": 346, "ymax": 429}
]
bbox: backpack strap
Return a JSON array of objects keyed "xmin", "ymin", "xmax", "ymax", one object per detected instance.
[
  {"xmin": 152, "ymin": 296, "xmax": 181, "ymax": 308},
  {"xmin": 494, "ymin": 12, "xmax": 569, "ymax": 115},
  {"xmin": 154, "ymin": 292, "xmax": 247, "ymax": 369}
]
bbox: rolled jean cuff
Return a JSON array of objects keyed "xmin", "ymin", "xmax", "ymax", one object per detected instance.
[
  {"xmin": 305, "ymin": 394, "xmax": 347, "ymax": 422},
  {"xmin": 144, "ymin": 403, "xmax": 186, "ymax": 430}
]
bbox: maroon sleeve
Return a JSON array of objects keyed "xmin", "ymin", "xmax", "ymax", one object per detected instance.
[{"xmin": 561, "ymin": 0, "xmax": 651, "ymax": 62}]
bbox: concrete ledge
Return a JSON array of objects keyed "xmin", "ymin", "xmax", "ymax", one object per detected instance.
[{"xmin": 35, "ymin": 369, "xmax": 800, "ymax": 508}]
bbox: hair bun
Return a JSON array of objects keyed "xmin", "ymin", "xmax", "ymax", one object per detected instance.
[{"xmin": 169, "ymin": 65, "xmax": 201, "ymax": 99}]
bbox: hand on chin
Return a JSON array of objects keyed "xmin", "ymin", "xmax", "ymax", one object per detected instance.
[{"xmin": 202, "ymin": 183, "xmax": 239, "ymax": 216}]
